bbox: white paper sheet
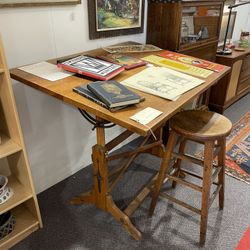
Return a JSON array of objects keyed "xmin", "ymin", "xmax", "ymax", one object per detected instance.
[
  {"xmin": 130, "ymin": 107, "xmax": 163, "ymax": 125},
  {"xmin": 121, "ymin": 67, "xmax": 204, "ymax": 101},
  {"xmin": 19, "ymin": 61, "xmax": 74, "ymax": 81}
]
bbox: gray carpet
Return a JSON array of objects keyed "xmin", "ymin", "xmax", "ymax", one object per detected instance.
[{"xmin": 12, "ymin": 94, "xmax": 250, "ymax": 250}]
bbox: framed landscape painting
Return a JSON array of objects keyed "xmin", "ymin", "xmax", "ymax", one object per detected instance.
[
  {"xmin": 88, "ymin": 0, "xmax": 145, "ymax": 39},
  {"xmin": 0, "ymin": 0, "xmax": 81, "ymax": 8}
]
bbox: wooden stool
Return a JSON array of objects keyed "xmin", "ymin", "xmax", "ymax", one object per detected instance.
[{"xmin": 149, "ymin": 110, "xmax": 232, "ymax": 246}]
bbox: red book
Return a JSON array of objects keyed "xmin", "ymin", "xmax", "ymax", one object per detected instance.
[
  {"xmin": 159, "ymin": 51, "xmax": 224, "ymax": 72},
  {"xmin": 57, "ymin": 55, "xmax": 124, "ymax": 81}
]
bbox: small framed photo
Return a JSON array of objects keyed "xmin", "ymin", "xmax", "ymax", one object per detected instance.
[{"xmin": 88, "ymin": 0, "xmax": 145, "ymax": 39}]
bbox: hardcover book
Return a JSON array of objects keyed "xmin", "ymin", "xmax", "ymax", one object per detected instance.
[
  {"xmin": 57, "ymin": 55, "xmax": 124, "ymax": 81},
  {"xmin": 87, "ymin": 80, "xmax": 141, "ymax": 108},
  {"xmin": 73, "ymin": 85, "xmax": 107, "ymax": 108},
  {"xmin": 97, "ymin": 54, "xmax": 147, "ymax": 70},
  {"xmin": 73, "ymin": 85, "xmax": 131, "ymax": 112}
]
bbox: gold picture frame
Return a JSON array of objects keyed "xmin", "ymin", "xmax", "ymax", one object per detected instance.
[{"xmin": 0, "ymin": 0, "xmax": 81, "ymax": 8}]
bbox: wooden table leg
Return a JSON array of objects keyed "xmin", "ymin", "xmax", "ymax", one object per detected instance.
[
  {"xmin": 71, "ymin": 121, "xmax": 141, "ymax": 240},
  {"xmin": 149, "ymin": 131, "xmax": 177, "ymax": 216},
  {"xmin": 70, "ymin": 190, "xmax": 95, "ymax": 205},
  {"xmin": 106, "ymin": 196, "xmax": 141, "ymax": 240},
  {"xmin": 71, "ymin": 142, "xmax": 141, "ymax": 240}
]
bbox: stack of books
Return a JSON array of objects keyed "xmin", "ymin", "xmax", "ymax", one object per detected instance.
[{"xmin": 73, "ymin": 80, "xmax": 142, "ymax": 111}]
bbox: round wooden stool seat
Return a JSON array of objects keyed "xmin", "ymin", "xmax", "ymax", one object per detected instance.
[{"xmin": 170, "ymin": 110, "xmax": 232, "ymax": 141}]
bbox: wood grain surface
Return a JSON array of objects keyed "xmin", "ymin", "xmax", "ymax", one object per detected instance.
[{"xmin": 10, "ymin": 47, "xmax": 230, "ymax": 136}]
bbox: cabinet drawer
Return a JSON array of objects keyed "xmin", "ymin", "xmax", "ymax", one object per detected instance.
[
  {"xmin": 240, "ymin": 64, "xmax": 250, "ymax": 81},
  {"xmin": 238, "ymin": 76, "xmax": 250, "ymax": 94},
  {"xmin": 240, "ymin": 68, "xmax": 250, "ymax": 82},
  {"xmin": 241, "ymin": 54, "xmax": 250, "ymax": 71}
]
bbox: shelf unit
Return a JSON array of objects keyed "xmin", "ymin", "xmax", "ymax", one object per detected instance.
[{"xmin": 0, "ymin": 35, "xmax": 42, "ymax": 249}]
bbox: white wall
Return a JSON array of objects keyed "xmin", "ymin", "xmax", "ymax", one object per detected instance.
[
  {"xmin": 224, "ymin": 1, "xmax": 250, "ymax": 42},
  {"xmin": 232, "ymin": 4, "xmax": 250, "ymax": 42},
  {"xmin": 0, "ymin": 1, "xmax": 146, "ymax": 193}
]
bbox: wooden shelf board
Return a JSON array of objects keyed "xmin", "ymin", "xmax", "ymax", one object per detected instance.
[
  {"xmin": 0, "ymin": 176, "xmax": 33, "ymax": 215},
  {"xmin": 0, "ymin": 205, "xmax": 39, "ymax": 249},
  {"xmin": 0, "ymin": 134, "xmax": 22, "ymax": 159}
]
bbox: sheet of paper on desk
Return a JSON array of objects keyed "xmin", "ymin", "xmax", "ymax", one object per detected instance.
[
  {"xmin": 121, "ymin": 66, "xmax": 204, "ymax": 101},
  {"xmin": 130, "ymin": 107, "xmax": 163, "ymax": 125},
  {"xmin": 143, "ymin": 55, "xmax": 213, "ymax": 78},
  {"xmin": 19, "ymin": 61, "xmax": 74, "ymax": 81}
]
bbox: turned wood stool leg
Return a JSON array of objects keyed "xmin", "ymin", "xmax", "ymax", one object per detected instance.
[
  {"xmin": 200, "ymin": 140, "xmax": 214, "ymax": 246},
  {"xmin": 218, "ymin": 138, "xmax": 226, "ymax": 210},
  {"xmin": 149, "ymin": 131, "xmax": 177, "ymax": 216},
  {"xmin": 172, "ymin": 139, "xmax": 186, "ymax": 188}
]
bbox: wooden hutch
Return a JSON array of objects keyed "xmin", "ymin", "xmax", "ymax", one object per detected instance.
[{"xmin": 146, "ymin": 0, "xmax": 225, "ymax": 62}]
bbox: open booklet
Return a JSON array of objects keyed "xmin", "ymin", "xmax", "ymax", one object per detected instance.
[{"xmin": 121, "ymin": 66, "xmax": 204, "ymax": 101}]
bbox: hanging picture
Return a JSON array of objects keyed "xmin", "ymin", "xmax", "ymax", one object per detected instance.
[
  {"xmin": 88, "ymin": 0, "xmax": 145, "ymax": 39},
  {"xmin": 0, "ymin": 0, "xmax": 80, "ymax": 8}
]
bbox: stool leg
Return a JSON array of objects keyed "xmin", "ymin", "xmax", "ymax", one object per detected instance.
[
  {"xmin": 149, "ymin": 131, "xmax": 177, "ymax": 216},
  {"xmin": 218, "ymin": 138, "xmax": 226, "ymax": 210},
  {"xmin": 200, "ymin": 140, "xmax": 214, "ymax": 246},
  {"xmin": 172, "ymin": 139, "xmax": 186, "ymax": 188}
]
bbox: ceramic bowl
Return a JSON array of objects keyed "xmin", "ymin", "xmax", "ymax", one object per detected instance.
[{"xmin": 0, "ymin": 176, "xmax": 13, "ymax": 205}]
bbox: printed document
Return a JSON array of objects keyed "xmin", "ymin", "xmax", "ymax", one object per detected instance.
[
  {"xmin": 143, "ymin": 55, "xmax": 213, "ymax": 78},
  {"xmin": 19, "ymin": 61, "xmax": 74, "ymax": 81},
  {"xmin": 121, "ymin": 66, "xmax": 204, "ymax": 101}
]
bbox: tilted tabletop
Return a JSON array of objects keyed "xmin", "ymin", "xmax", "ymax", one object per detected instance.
[{"xmin": 10, "ymin": 47, "xmax": 230, "ymax": 137}]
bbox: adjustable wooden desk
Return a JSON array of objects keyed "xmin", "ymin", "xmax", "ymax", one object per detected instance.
[{"xmin": 10, "ymin": 47, "xmax": 230, "ymax": 240}]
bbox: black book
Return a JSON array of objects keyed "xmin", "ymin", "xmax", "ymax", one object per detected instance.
[
  {"xmin": 87, "ymin": 80, "xmax": 141, "ymax": 108},
  {"xmin": 73, "ymin": 85, "xmax": 131, "ymax": 112}
]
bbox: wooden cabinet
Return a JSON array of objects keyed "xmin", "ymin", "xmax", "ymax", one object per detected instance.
[
  {"xmin": 0, "ymin": 35, "xmax": 42, "ymax": 249},
  {"xmin": 146, "ymin": 0, "xmax": 225, "ymax": 62},
  {"xmin": 209, "ymin": 48, "xmax": 250, "ymax": 113}
]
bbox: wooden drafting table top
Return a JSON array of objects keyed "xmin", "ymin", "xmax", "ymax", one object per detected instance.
[{"xmin": 10, "ymin": 47, "xmax": 230, "ymax": 137}]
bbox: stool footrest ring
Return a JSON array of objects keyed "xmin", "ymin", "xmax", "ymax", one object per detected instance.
[
  {"xmin": 160, "ymin": 192, "xmax": 201, "ymax": 214},
  {"xmin": 180, "ymin": 169, "xmax": 219, "ymax": 186},
  {"xmin": 172, "ymin": 152, "xmax": 203, "ymax": 166},
  {"xmin": 166, "ymin": 174, "xmax": 202, "ymax": 192}
]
